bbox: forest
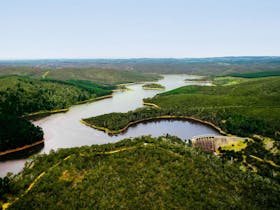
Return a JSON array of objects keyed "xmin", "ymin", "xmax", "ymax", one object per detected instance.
[
  {"xmin": 0, "ymin": 113, "xmax": 43, "ymax": 152},
  {"xmin": 1, "ymin": 135, "xmax": 279, "ymax": 209},
  {"xmin": 227, "ymin": 70, "xmax": 280, "ymax": 78},
  {"xmin": 0, "ymin": 76, "xmax": 114, "ymax": 153},
  {"xmin": 84, "ymin": 76, "xmax": 280, "ymax": 181},
  {"xmin": 85, "ymin": 76, "xmax": 280, "ymax": 140},
  {"xmin": 0, "ymin": 76, "xmax": 115, "ymax": 115},
  {"xmin": 142, "ymin": 83, "xmax": 165, "ymax": 90},
  {"xmin": 0, "ymin": 66, "xmax": 161, "ymax": 85}
]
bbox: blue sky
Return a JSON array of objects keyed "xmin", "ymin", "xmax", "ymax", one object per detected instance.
[{"xmin": 0, "ymin": 0, "xmax": 279, "ymax": 59}]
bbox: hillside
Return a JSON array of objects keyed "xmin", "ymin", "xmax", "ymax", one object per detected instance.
[
  {"xmin": 0, "ymin": 76, "xmax": 113, "ymax": 116},
  {"xmin": 1, "ymin": 136, "xmax": 279, "ymax": 209},
  {"xmin": 1, "ymin": 57, "xmax": 280, "ymax": 75},
  {"xmin": 83, "ymin": 76, "xmax": 280, "ymax": 181},
  {"xmin": 0, "ymin": 66, "xmax": 161, "ymax": 85},
  {"xmin": 0, "ymin": 76, "xmax": 114, "ymax": 153},
  {"xmin": 85, "ymin": 76, "xmax": 280, "ymax": 140}
]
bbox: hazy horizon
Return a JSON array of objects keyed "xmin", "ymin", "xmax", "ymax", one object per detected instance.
[{"xmin": 0, "ymin": 56, "xmax": 280, "ymax": 61}]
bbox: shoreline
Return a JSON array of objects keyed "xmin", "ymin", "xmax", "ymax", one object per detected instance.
[
  {"xmin": 74, "ymin": 94, "xmax": 113, "ymax": 105},
  {"xmin": 12, "ymin": 94, "xmax": 114, "ymax": 156},
  {"xmin": 23, "ymin": 108, "xmax": 69, "ymax": 119},
  {"xmin": 0, "ymin": 140, "xmax": 44, "ymax": 157},
  {"xmin": 81, "ymin": 115, "xmax": 227, "ymax": 136},
  {"xmin": 23, "ymin": 94, "xmax": 114, "ymax": 120}
]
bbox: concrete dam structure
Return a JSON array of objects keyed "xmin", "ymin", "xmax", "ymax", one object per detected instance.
[{"xmin": 190, "ymin": 135, "xmax": 245, "ymax": 153}]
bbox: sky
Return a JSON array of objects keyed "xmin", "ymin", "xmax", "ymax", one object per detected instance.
[{"xmin": 0, "ymin": 0, "xmax": 279, "ymax": 59}]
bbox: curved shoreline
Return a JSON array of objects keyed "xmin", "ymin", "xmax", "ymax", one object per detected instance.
[
  {"xmin": 23, "ymin": 108, "xmax": 69, "ymax": 119},
  {"xmin": 14, "ymin": 95, "xmax": 114, "ymax": 156},
  {"xmin": 74, "ymin": 94, "xmax": 113, "ymax": 105},
  {"xmin": 0, "ymin": 140, "xmax": 44, "ymax": 157},
  {"xmin": 81, "ymin": 115, "xmax": 227, "ymax": 136}
]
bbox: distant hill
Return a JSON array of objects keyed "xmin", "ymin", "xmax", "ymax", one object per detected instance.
[
  {"xmin": 1, "ymin": 56, "xmax": 280, "ymax": 75},
  {"xmin": 0, "ymin": 66, "xmax": 161, "ymax": 85}
]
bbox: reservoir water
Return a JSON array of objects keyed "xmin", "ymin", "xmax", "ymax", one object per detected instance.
[{"xmin": 0, "ymin": 75, "xmax": 218, "ymax": 176}]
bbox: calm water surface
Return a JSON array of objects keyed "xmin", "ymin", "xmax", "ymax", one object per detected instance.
[{"xmin": 0, "ymin": 75, "xmax": 218, "ymax": 176}]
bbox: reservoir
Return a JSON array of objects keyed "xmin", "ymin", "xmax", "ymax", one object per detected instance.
[{"xmin": 0, "ymin": 75, "xmax": 218, "ymax": 176}]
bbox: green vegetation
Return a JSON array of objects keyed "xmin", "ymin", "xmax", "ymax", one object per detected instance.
[
  {"xmin": 85, "ymin": 76, "xmax": 280, "ymax": 140},
  {"xmin": 42, "ymin": 68, "xmax": 161, "ymax": 85},
  {"xmin": 184, "ymin": 76, "xmax": 210, "ymax": 82},
  {"xmin": 105, "ymin": 57, "xmax": 280, "ymax": 75},
  {"xmin": 43, "ymin": 79, "xmax": 115, "ymax": 97},
  {"xmin": 83, "ymin": 107, "xmax": 165, "ymax": 132},
  {"xmin": 149, "ymin": 76, "xmax": 280, "ymax": 139},
  {"xmin": 0, "ymin": 76, "xmax": 113, "ymax": 116},
  {"xmin": 219, "ymin": 136, "xmax": 280, "ymax": 181},
  {"xmin": 84, "ymin": 76, "xmax": 280, "ymax": 180},
  {"xmin": 0, "ymin": 66, "xmax": 160, "ymax": 154},
  {"xmin": 1, "ymin": 57, "xmax": 280, "ymax": 76},
  {"xmin": 1, "ymin": 135, "xmax": 279, "ymax": 209},
  {"xmin": 0, "ymin": 66, "xmax": 161, "ymax": 85},
  {"xmin": 114, "ymin": 84, "xmax": 130, "ymax": 92},
  {"xmin": 0, "ymin": 76, "xmax": 114, "ymax": 153},
  {"xmin": 142, "ymin": 83, "xmax": 165, "ymax": 90},
  {"xmin": 227, "ymin": 70, "xmax": 280, "ymax": 78},
  {"xmin": 0, "ymin": 66, "xmax": 42, "ymax": 77},
  {"xmin": 0, "ymin": 113, "xmax": 43, "ymax": 152},
  {"xmin": 212, "ymin": 76, "xmax": 249, "ymax": 86}
]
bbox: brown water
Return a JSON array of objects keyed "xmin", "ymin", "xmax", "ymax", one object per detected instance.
[{"xmin": 0, "ymin": 75, "xmax": 217, "ymax": 176}]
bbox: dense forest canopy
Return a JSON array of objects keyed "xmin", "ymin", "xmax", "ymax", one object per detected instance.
[
  {"xmin": 0, "ymin": 113, "xmax": 43, "ymax": 152},
  {"xmin": 0, "ymin": 62, "xmax": 279, "ymax": 208},
  {"xmin": 2, "ymin": 135, "xmax": 279, "ymax": 209},
  {"xmin": 0, "ymin": 76, "xmax": 113, "ymax": 115},
  {"xmin": 0, "ymin": 76, "xmax": 115, "ymax": 153}
]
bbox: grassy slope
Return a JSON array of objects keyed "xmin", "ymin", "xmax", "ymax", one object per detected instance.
[{"xmin": 3, "ymin": 136, "xmax": 279, "ymax": 209}]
